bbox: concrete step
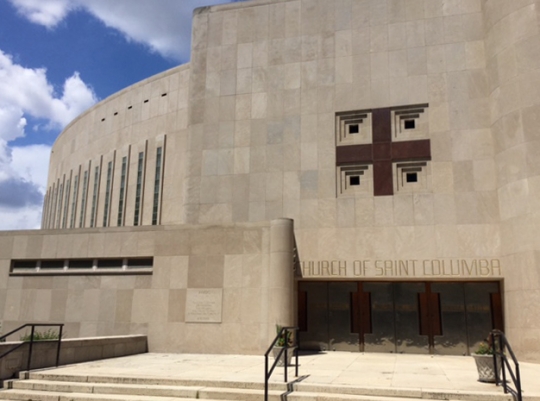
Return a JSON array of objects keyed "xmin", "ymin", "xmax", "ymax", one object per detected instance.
[
  {"xmin": 294, "ymin": 383, "xmax": 514, "ymax": 401},
  {"xmin": 1, "ymin": 379, "xmax": 284, "ymax": 401},
  {"xmin": 0, "ymin": 389, "xmax": 199, "ymax": 401},
  {"xmin": 0, "ymin": 371, "xmax": 520, "ymax": 401},
  {"xmin": 27, "ymin": 372, "xmax": 288, "ymax": 391}
]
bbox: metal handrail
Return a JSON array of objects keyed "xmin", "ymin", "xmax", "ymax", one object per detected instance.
[
  {"xmin": 0, "ymin": 323, "xmax": 64, "ymax": 375},
  {"xmin": 264, "ymin": 326, "xmax": 299, "ymax": 401},
  {"xmin": 491, "ymin": 329, "xmax": 522, "ymax": 401}
]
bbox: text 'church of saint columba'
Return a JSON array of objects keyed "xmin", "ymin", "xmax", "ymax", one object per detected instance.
[{"xmin": 2, "ymin": 0, "xmax": 540, "ymax": 361}]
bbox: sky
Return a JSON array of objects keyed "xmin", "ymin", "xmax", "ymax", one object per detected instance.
[{"xmin": 0, "ymin": 0, "xmax": 245, "ymax": 231}]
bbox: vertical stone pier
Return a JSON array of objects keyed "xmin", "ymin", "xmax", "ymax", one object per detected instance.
[{"xmin": 267, "ymin": 218, "xmax": 295, "ymax": 340}]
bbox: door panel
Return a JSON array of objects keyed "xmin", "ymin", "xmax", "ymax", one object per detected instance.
[
  {"xmin": 395, "ymin": 283, "xmax": 429, "ymax": 354},
  {"xmin": 298, "ymin": 282, "xmax": 359, "ymax": 351},
  {"xmin": 431, "ymin": 283, "xmax": 468, "ymax": 355},
  {"xmin": 465, "ymin": 282, "xmax": 500, "ymax": 352},
  {"xmin": 328, "ymin": 282, "xmax": 358, "ymax": 351},
  {"xmin": 363, "ymin": 282, "xmax": 395, "ymax": 353}
]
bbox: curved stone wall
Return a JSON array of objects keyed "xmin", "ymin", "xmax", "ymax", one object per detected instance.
[
  {"xmin": 43, "ymin": 64, "xmax": 191, "ymax": 229},
  {"xmin": 484, "ymin": 0, "xmax": 540, "ymax": 359}
]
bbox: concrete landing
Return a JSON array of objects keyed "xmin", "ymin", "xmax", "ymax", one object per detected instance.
[{"xmin": 22, "ymin": 352, "xmax": 540, "ymax": 397}]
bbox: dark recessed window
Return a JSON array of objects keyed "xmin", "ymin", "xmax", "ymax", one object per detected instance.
[
  {"xmin": 114, "ymin": 112, "xmax": 118, "ymax": 116},
  {"xmin": 161, "ymin": 93, "xmax": 167, "ymax": 97},
  {"xmin": 69, "ymin": 259, "xmax": 93, "ymax": 269},
  {"xmin": 404, "ymin": 120, "xmax": 415, "ymax": 129},
  {"xmin": 128, "ymin": 106, "xmax": 133, "ymax": 110},
  {"xmin": 349, "ymin": 176, "xmax": 360, "ymax": 186},
  {"xmin": 97, "ymin": 259, "xmax": 123, "ymax": 268},
  {"xmin": 127, "ymin": 258, "xmax": 153, "ymax": 268},
  {"xmin": 349, "ymin": 124, "xmax": 359, "ymax": 134},
  {"xmin": 40, "ymin": 260, "xmax": 64, "ymax": 269},
  {"xmin": 12, "ymin": 260, "xmax": 38, "ymax": 269},
  {"xmin": 144, "ymin": 99, "xmax": 149, "ymax": 103},
  {"xmin": 406, "ymin": 173, "xmax": 418, "ymax": 183},
  {"xmin": 101, "ymin": 118, "xmax": 105, "ymax": 122}
]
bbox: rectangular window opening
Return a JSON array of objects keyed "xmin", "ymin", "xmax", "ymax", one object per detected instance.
[
  {"xmin": 69, "ymin": 259, "xmax": 94, "ymax": 269},
  {"xmin": 349, "ymin": 175, "xmax": 361, "ymax": 186},
  {"xmin": 349, "ymin": 124, "xmax": 359, "ymax": 134},
  {"xmin": 406, "ymin": 172, "xmax": 418, "ymax": 183},
  {"xmin": 404, "ymin": 120, "xmax": 415, "ymax": 130},
  {"xmin": 40, "ymin": 260, "xmax": 64, "ymax": 269}
]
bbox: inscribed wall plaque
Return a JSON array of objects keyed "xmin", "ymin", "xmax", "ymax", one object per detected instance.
[{"xmin": 185, "ymin": 288, "xmax": 223, "ymax": 323}]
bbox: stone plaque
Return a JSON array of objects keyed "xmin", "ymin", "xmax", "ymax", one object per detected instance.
[{"xmin": 185, "ymin": 288, "xmax": 223, "ymax": 323}]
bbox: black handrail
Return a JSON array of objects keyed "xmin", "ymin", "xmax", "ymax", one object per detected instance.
[
  {"xmin": 264, "ymin": 326, "xmax": 299, "ymax": 401},
  {"xmin": 0, "ymin": 323, "xmax": 64, "ymax": 375},
  {"xmin": 490, "ymin": 329, "xmax": 522, "ymax": 401}
]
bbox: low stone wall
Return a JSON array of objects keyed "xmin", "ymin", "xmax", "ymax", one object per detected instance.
[{"xmin": 0, "ymin": 335, "xmax": 147, "ymax": 382}]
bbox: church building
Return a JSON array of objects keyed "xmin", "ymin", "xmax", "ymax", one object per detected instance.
[{"xmin": 1, "ymin": 0, "xmax": 539, "ymax": 361}]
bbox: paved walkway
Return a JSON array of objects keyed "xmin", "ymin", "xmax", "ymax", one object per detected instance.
[{"xmin": 37, "ymin": 352, "xmax": 540, "ymax": 397}]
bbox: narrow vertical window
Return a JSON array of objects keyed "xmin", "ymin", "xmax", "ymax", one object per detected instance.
[
  {"xmin": 56, "ymin": 183, "xmax": 64, "ymax": 229},
  {"xmin": 50, "ymin": 185, "xmax": 58, "ymax": 229},
  {"xmin": 152, "ymin": 147, "xmax": 163, "ymax": 225},
  {"xmin": 79, "ymin": 170, "xmax": 88, "ymax": 228},
  {"xmin": 42, "ymin": 191, "xmax": 49, "ymax": 228},
  {"xmin": 117, "ymin": 156, "xmax": 128, "ymax": 226},
  {"xmin": 90, "ymin": 166, "xmax": 100, "ymax": 228},
  {"xmin": 103, "ymin": 161, "xmax": 113, "ymax": 227},
  {"xmin": 134, "ymin": 152, "xmax": 145, "ymax": 226},
  {"xmin": 62, "ymin": 179, "xmax": 70, "ymax": 228},
  {"xmin": 70, "ymin": 174, "xmax": 79, "ymax": 228}
]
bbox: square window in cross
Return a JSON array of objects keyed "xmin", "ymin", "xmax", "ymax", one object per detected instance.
[
  {"xmin": 349, "ymin": 175, "xmax": 360, "ymax": 186},
  {"xmin": 406, "ymin": 173, "xmax": 418, "ymax": 183},
  {"xmin": 349, "ymin": 124, "xmax": 359, "ymax": 134},
  {"xmin": 404, "ymin": 120, "xmax": 415, "ymax": 130}
]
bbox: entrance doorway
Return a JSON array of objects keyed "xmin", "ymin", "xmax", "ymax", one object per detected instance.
[{"xmin": 297, "ymin": 281, "xmax": 503, "ymax": 355}]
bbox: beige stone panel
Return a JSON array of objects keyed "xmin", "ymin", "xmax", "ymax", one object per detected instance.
[
  {"xmin": 407, "ymin": 75, "xmax": 428, "ymax": 105},
  {"xmin": 251, "ymin": 93, "xmax": 268, "ymax": 119},
  {"xmin": 498, "ymin": 179, "xmax": 530, "ymax": 221},
  {"xmin": 407, "ymin": 47, "xmax": 427, "ymax": 76},
  {"xmin": 370, "ymin": 52, "xmax": 389, "ymax": 80},
  {"xmin": 527, "ymin": 175, "xmax": 540, "ymax": 213},
  {"xmin": 465, "ymin": 41, "xmax": 486, "ymax": 70},
  {"xmin": 395, "ymin": 226, "xmax": 436, "ymax": 259},
  {"xmin": 218, "ymin": 149, "xmax": 234, "ymax": 176},
  {"xmin": 222, "ymin": 288, "xmax": 241, "ymax": 323},
  {"xmin": 374, "ymin": 197, "xmax": 394, "ymax": 226},
  {"xmin": 405, "ymin": 21, "xmax": 424, "ymax": 48},
  {"xmin": 317, "ymin": 57, "xmax": 335, "ymax": 86},
  {"xmin": 266, "ymin": 171, "xmax": 283, "ymax": 202},
  {"xmin": 249, "ymin": 173, "xmax": 266, "ymax": 202},
  {"xmin": 424, "ymin": 18, "xmax": 445, "ymax": 47},
  {"xmin": 444, "ymin": 43, "xmax": 466, "ymax": 72},
  {"xmin": 283, "ymin": 171, "xmax": 301, "ymax": 200},
  {"xmin": 491, "ymin": 110, "xmax": 524, "ymax": 155},
  {"xmin": 234, "ymin": 147, "xmax": 250, "ymax": 175},
  {"xmin": 301, "ymin": 60, "xmax": 319, "ymax": 90},
  {"xmin": 301, "ymin": 89, "xmax": 318, "ymax": 115},
  {"xmin": 434, "ymin": 225, "xmax": 459, "ymax": 258},
  {"xmin": 369, "ymin": 25, "xmax": 388, "ymax": 53},
  {"xmin": 336, "ymin": 198, "xmax": 355, "ymax": 228},
  {"xmin": 371, "ymin": 78, "xmax": 390, "ymax": 107},
  {"xmin": 167, "ymin": 289, "xmax": 186, "ymax": 323},
  {"xmin": 237, "ymin": 69, "xmax": 252, "ymax": 95},
  {"xmin": 473, "ymin": 159, "xmax": 497, "ymax": 191},
  {"xmin": 456, "ymin": 224, "xmax": 500, "ymax": 257},
  {"xmin": 431, "ymin": 161, "xmax": 454, "ymax": 193},
  {"xmin": 199, "ymin": 204, "xmax": 232, "ymax": 224},
  {"xmin": 41, "ymin": 235, "xmax": 59, "ymax": 258},
  {"xmin": 389, "ymin": 50, "xmax": 408, "ymax": 77},
  {"xmin": 428, "ymin": 74, "xmax": 448, "ymax": 104},
  {"xmin": 11, "ymin": 236, "xmax": 27, "ymax": 259},
  {"xmin": 335, "ymin": 57, "xmax": 353, "ymax": 84},
  {"xmin": 302, "ymin": 35, "xmax": 320, "ymax": 62},
  {"xmin": 413, "ymin": 194, "xmax": 435, "ymax": 226},
  {"xmin": 223, "ymin": 254, "xmax": 243, "ymax": 289},
  {"xmin": 354, "ymin": 197, "xmax": 374, "ymax": 227},
  {"xmin": 389, "ymin": 76, "xmax": 408, "ymax": 105},
  {"xmin": 393, "ymin": 194, "xmax": 414, "ymax": 226},
  {"xmin": 496, "ymin": 145, "xmax": 528, "ymax": 187},
  {"xmin": 335, "ymin": 30, "xmax": 352, "ymax": 58},
  {"xmin": 298, "ymin": 199, "xmax": 318, "ymax": 229},
  {"xmin": 132, "ymin": 289, "xmax": 169, "ymax": 323}
]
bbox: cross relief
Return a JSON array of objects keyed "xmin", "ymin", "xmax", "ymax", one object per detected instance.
[{"xmin": 336, "ymin": 105, "xmax": 431, "ymax": 196}]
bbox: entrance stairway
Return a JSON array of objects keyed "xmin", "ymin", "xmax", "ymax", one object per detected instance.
[{"xmin": 0, "ymin": 370, "xmax": 516, "ymax": 401}]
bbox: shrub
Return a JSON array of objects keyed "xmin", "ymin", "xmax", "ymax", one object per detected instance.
[{"xmin": 20, "ymin": 329, "xmax": 62, "ymax": 342}]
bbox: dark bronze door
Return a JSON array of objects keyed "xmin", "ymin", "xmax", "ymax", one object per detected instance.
[{"xmin": 298, "ymin": 282, "xmax": 359, "ymax": 351}]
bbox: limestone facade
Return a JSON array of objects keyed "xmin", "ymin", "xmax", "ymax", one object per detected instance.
[{"xmin": 1, "ymin": 0, "xmax": 540, "ymax": 360}]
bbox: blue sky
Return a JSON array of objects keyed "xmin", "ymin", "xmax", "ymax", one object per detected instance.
[{"xmin": 0, "ymin": 0, "xmax": 243, "ymax": 230}]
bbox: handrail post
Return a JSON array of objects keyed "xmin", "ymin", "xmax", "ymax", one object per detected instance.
[
  {"xmin": 26, "ymin": 325, "xmax": 35, "ymax": 372},
  {"xmin": 491, "ymin": 331, "xmax": 499, "ymax": 385},
  {"xmin": 55, "ymin": 325, "xmax": 63, "ymax": 367},
  {"xmin": 264, "ymin": 354, "xmax": 269, "ymax": 401}
]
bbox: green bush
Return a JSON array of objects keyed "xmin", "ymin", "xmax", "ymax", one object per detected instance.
[{"xmin": 20, "ymin": 329, "xmax": 62, "ymax": 342}]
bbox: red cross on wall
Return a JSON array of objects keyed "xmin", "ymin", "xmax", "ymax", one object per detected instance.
[{"xmin": 336, "ymin": 107, "xmax": 431, "ymax": 196}]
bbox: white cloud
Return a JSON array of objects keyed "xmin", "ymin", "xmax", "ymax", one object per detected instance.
[
  {"xmin": 9, "ymin": 0, "xmax": 239, "ymax": 61},
  {"xmin": 0, "ymin": 49, "xmax": 96, "ymax": 230}
]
